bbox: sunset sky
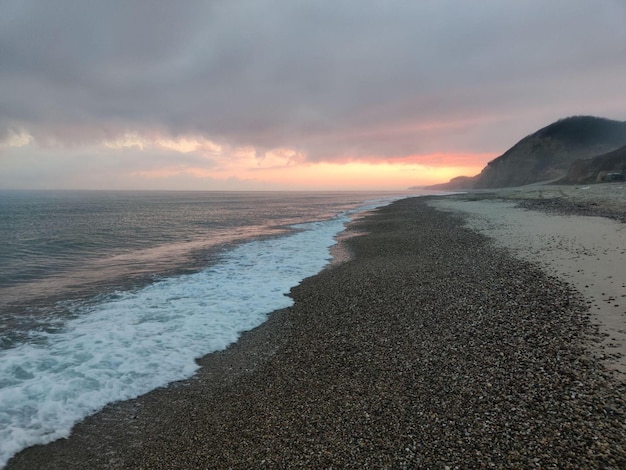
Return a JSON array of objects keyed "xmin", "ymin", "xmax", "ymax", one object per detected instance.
[{"xmin": 1, "ymin": 1, "xmax": 625, "ymax": 191}]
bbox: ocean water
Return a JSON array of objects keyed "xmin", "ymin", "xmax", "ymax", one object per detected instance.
[{"xmin": 0, "ymin": 190, "xmax": 415, "ymax": 466}]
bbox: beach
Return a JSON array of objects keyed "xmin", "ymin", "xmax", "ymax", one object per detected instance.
[
  {"xmin": 431, "ymin": 183, "xmax": 626, "ymax": 379},
  {"xmin": 7, "ymin": 187, "xmax": 626, "ymax": 468}
]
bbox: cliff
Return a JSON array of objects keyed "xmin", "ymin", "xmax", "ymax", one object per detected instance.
[
  {"xmin": 473, "ymin": 116, "xmax": 626, "ymax": 188},
  {"xmin": 560, "ymin": 145, "xmax": 626, "ymax": 184},
  {"xmin": 426, "ymin": 116, "xmax": 626, "ymax": 190}
]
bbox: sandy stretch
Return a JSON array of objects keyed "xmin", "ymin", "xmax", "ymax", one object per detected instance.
[{"xmin": 431, "ymin": 183, "xmax": 626, "ymax": 378}]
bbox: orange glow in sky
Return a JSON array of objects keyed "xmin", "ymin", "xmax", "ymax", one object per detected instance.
[
  {"xmin": 242, "ymin": 160, "xmax": 484, "ymax": 190},
  {"xmin": 130, "ymin": 153, "xmax": 491, "ymax": 190},
  {"xmin": 106, "ymin": 133, "xmax": 494, "ymax": 190},
  {"xmin": 3, "ymin": 131, "xmax": 495, "ymax": 190}
]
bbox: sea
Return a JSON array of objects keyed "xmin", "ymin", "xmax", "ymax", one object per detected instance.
[{"xmin": 0, "ymin": 189, "xmax": 422, "ymax": 466}]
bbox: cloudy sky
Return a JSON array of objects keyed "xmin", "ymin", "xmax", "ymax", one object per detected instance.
[{"xmin": 1, "ymin": 0, "xmax": 625, "ymax": 190}]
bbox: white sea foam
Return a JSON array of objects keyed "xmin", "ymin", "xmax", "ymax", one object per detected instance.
[{"xmin": 0, "ymin": 198, "xmax": 400, "ymax": 467}]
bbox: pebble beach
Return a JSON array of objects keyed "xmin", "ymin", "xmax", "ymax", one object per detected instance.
[{"xmin": 7, "ymin": 193, "xmax": 626, "ymax": 469}]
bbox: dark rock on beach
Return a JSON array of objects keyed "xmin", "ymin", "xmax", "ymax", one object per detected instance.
[{"xmin": 8, "ymin": 198, "xmax": 626, "ymax": 469}]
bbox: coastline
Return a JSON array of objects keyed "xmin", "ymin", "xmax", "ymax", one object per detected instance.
[{"xmin": 8, "ymin": 191, "xmax": 626, "ymax": 468}]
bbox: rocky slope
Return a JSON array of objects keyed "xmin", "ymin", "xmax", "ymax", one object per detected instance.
[
  {"xmin": 426, "ymin": 116, "xmax": 626, "ymax": 190},
  {"xmin": 560, "ymin": 144, "xmax": 626, "ymax": 184}
]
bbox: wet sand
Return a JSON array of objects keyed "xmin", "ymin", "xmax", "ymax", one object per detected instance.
[{"xmin": 7, "ymin": 194, "xmax": 626, "ymax": 469}]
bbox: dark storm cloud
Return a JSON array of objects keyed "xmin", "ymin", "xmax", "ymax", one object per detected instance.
[{"xmin": 1, "ymin": 0, "xmax": 625, "ymax": 160}]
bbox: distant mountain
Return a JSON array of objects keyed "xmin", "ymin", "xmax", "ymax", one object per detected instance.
[
  {"xmin": 560, "ymin": 145, "xmax": 626, "ymax": 184},
  {"xmin": 420, "ymin": 175, "xmax": 477, "ymax": 191},
  {"xmin": 426, "ymin": 116, "xmax": 626, "ymax": 190}
]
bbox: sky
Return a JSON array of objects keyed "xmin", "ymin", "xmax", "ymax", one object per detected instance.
[{"xmin": 1, "ymin": 0, "xmax": 625, "ymax": 191}]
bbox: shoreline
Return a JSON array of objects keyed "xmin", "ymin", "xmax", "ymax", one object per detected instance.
[{"xmin": 8, "ymin": 193, "xmax": 626, "ymax": 468}]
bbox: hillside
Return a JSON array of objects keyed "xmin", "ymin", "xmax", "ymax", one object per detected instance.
[
  {"xmin": 560, "ymin": 145, "xmax": 626, "ymax": 184},
  {"xmin": 422, "ymin": 175, "xmax": 477, "ymax": 191},
  {"xmin": 427, "ymin": 116, "xmax": 626, "ymax": 190}
]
